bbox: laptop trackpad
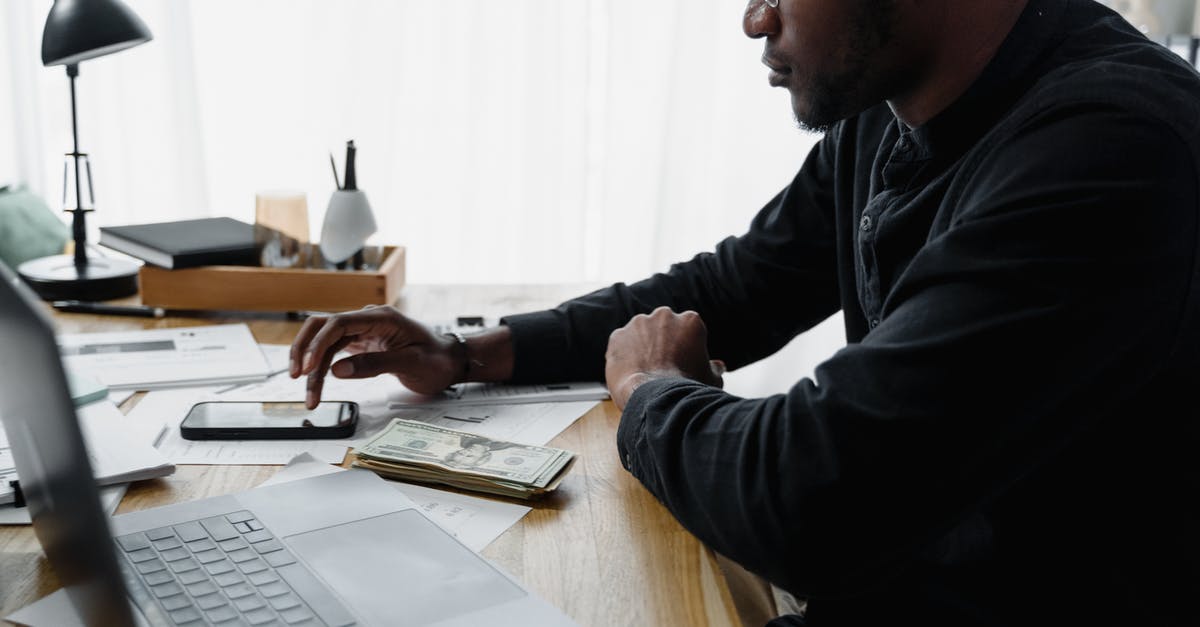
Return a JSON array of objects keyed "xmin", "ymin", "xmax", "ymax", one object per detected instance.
[{"xmin": 284, "ymin": 510, "xmax": 525, "ymax": 626}]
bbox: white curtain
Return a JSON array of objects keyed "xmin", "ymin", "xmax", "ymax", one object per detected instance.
[{"xmin": 1, "ymin": 0, "xmax": 841, "ymax": 396}]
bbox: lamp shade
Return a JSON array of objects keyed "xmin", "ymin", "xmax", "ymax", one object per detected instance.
[{"xmin": 41, "ymin": 0, "xmax": 152, "ymax": 67}]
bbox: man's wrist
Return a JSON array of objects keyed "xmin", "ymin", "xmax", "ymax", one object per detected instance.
[
  {"xmin": 457, "ymin": 326, "xmax": 515, "ymax": 383},
  {"xmin": 614, "ymin": 369, "xmax": 682, "ymax": 409}
]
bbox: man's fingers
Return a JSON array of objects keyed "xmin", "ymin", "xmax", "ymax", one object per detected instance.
[
  {"xmin": 301, "ymin": 309, "xmax": 392, "ymax": 376},
  {"xmin": 290, "ymin": 316, "xmax": 328, "ymax": 378},
  {"xmin": 330, "ymin": 349, "xmax": 423, "ymax": 380},
  {"xmin": 305, "ymin": 337, "xmax": 352, "ymax": 409}
]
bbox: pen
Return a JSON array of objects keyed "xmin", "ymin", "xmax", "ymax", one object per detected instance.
[
  {"xmin": 329, "ymin": 152, "xmax": 341, "ymax": 190},
  {"xmin": 52, "ymin": 300, "xmax": 166, "ymax": 318},
  {"xmin": 343, "ymin": 140, "xmax": 357, "ymax": 191}
]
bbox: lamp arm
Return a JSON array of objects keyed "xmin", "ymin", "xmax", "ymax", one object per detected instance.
[{"xmin": 66, "ymin": 63, "xmax": 88, "ymax": 267}]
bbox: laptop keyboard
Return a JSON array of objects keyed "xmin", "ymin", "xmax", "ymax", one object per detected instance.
[{"xmin": 115, "ymin": 510, "xmax": 326, "ymax": 626}]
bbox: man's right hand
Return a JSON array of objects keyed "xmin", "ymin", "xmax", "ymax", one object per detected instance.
[{"xmin": 289, "ymin": 306, "xmax": 462, "ymax": 409}]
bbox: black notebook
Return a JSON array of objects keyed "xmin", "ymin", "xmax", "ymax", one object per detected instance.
[{"xmin": 99, "ymin": 217, "xmax": 260, "ymax": 269}]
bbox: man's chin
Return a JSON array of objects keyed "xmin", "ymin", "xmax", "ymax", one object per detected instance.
[{"xmin": 790, "ymin": 92, "xmax": 838, "ymax": 134}]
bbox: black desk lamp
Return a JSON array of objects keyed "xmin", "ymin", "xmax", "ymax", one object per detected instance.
[{"xmin": 17, "ymin": 0, "xmax": 152, "ymax": 301}]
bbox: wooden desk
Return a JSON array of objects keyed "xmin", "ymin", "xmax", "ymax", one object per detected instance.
[{"xmin": 0, "ymin": 284, "xmax": 738, "ymax": 626}]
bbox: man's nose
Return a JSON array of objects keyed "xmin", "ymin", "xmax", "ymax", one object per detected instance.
[{"xmin": 743, "ymin": 0, "xmax": 780, "ymax": 39}]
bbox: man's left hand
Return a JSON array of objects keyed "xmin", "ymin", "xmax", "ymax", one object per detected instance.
[{"xmin": 605, "ymin": 306, "xmax": 725, "ymax": 410}]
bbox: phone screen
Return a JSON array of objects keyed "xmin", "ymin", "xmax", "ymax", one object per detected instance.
[{"xmin": 183, "ymin": 401, "xmax": 353, "ymax": 430}]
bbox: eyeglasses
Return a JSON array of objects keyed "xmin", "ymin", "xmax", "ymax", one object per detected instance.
[{"xmin": 763, "ymin": 0, "xmax": 779, "ymax": 6}]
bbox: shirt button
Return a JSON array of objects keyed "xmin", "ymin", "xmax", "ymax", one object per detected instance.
[
  {"xmin": 624, "ymin": 453, "xmax": 633, "ymax": 467},
  {"xmin": 895, "ymin": 136, "xmax": 911, "ymax": 152},
  {"xmin": 869, "ymin": 318, "xmax": 880, "ymax": 329},
  {"xmin": 860, "ymin": 215, "xmax": 873, "ymax": 232}
]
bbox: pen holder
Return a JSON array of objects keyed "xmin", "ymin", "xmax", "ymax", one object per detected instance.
[{"xmin": 320, "ymin": 189, "xmax": 377, "ymax": 264}]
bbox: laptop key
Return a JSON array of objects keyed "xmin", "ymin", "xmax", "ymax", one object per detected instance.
[
  {"xmin": 244, "ymin": 606, "xmax": 276, "ymax": 625},
  {"xmin": 268, "ymin": 593, "xmax": 302, "ymax": 612},
  {"xmin": 160, "ymin": 593, "xmax": 192, "ymax": 612},
  {"xmin": 153, "ymin": 536, "xmax": 183, "ymax": 551},
  {"xmin": 244, "ymin": 530, "xmax": 273, "ymax": 544},
  {"xmin": 143, "ymin": 569, "xmax": 174, "ymax": 587},
  {"xmin": 206, "ymin": 604, "xmax": 240, "ymax": 624},
  {"xmin": 126, "ymin": 548, "xmax": 157, "ymax": 563},
  {"xmin": 279, "ymin": 605, "xmax": 315, "ymax": 625},
  {"xmin": 264, "ymin": 550, "xmax": 297, "ymax": 568},
  {"xmin": 195, "ymin": 592, "xmax": 227, "ymax": 611},
  {"xmin": 173, "ymin": 521, "xmax": 207, "ymax": 543},
  {"xmin": 276, "ymin": 563, "xmax": 356, "ymax": 627},
  {"xmin": 252, "ymin": 539, "xmax": 283, "ymax": 554},
  {"xmin": 151, "ymin": 581, "xmax": 184, "ymax": 598},
  {"xmin": 228, "ymin": 548, "xmax": 258, "ymax": 563},
  {"xmin": 234, "ymin": 521, "xmax": 254, "ymax": 533},
  {"xmin": 258, "ymin": 580, "xmax": 290, "ymax": 598},
  {"xmin": 178, "ymin": 568, "xmax": 209, "ymax": 585},
  {"xmin": 225, "ymin": 582, "xmax": 257, "ymax": 599},
  {"xmin": 186, "ymin": 580, "xmax": 218, "ymax": 597},
  {"xmin": 116, "ymin": 532, "xmax": 151, "ymax": 552},
  {"xmin": 160, "ymin": 547, "xmax": 190, "ymax": 562},
  {"xmin": 169, "ymin": 606, "xmax": 203, "ymax": 624},
  {"xmin": 187, "ymin": 537, "xmax": 218, "ymax": 553},
  {"xmin": 200, "ymin": 515, "xmax": 242, "ymax": 541},
  {"xmin": 219, "ymin": 537, "xmax": 249, "ymax": 552},
  {"xmin": 245, "ymin": 519, "xmax": 265, "ymax": 532},
  {"xmin": 146, "ymin": 527, "xmax": 176, "ymax": 541},
  {"xmin": 214, "ymin": 570, "xmax": 245, "ymax": 587},
  {"xmin": 169, "ymin": 557, "xmax": 200, "ymax": 573},
  {"xmin": 135, "ymin": 558, "xmax": 167, "ymax": 574},
  {"xmin": 226, "ymin": 510, "xmax": 255, "ymax": 524},
  {"xmin": 205, "ymin": 559, "xmax": 236, "ymax": 575},
  {"xmin": 234, "ymin": 594, "xmax": 266, "ymax": 612},
  {"xmin": 237, "ymin": 558, "xmax": 269, "ymax": 575},
  {"xmin": 247, "ymin": 570, "xmax": 280, "ymax": 586},
  {"xmin": 197, "ymin": 550, "xmax": 227, "ymax": 564}
]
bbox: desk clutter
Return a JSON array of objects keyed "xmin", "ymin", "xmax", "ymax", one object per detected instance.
[{"xmin": 90, "ymin": 141, "xmax": 404, "ymax": 313}]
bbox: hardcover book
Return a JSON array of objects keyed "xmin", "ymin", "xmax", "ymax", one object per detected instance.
[{"xmin": 98, "ymin": 217, "xmax": 260, "ymax": 269}]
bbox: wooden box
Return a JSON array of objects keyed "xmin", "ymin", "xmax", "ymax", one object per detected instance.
[{"xmin": 139, "ymin": 246, "xmax": 405, "ymax": 312}]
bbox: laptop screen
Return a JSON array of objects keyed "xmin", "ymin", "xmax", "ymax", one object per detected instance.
[{"xmin": 0, "ymin": 261, "xmax": 134, "ymax": 625}]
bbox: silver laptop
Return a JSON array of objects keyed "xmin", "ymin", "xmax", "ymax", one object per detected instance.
[{"xmin": 0, "ymin": 260, "xmax": 574, "ymax": 627}]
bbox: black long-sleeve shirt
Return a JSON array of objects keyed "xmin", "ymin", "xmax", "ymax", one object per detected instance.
[{"xmin": 502, "ymin": 1, "xmax": 1200, "ymax": 624}]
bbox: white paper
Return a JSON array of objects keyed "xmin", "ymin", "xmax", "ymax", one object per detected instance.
[
  {"xmin": 389, "ymin": 401, "xmax": 598, "ymax": 447},
  {"xmin": 5, "ymin": 588, "xmax": 84, "ymax": 627},
  {"xmin": 0, "ymin": 483, "xmax": 126, "ymax": 526},
  {"xmin": 77, "ymin": 401, "xmax": 173, "ymax": 485},
  {"xmin": 58, "ymin": 324, "xmax": 271, "ymax": 391},
  {"xmin": 261, "ymin": 453, "xmax": 529, "ymax": 552},
  {"xmin": 388, "ymin": 381, "xmax": 609, "ymax": 408}
]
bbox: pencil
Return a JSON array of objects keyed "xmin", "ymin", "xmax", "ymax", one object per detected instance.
[{"xmin": 329, "ymin": 152, "xmax": 341, "ymax": 190}]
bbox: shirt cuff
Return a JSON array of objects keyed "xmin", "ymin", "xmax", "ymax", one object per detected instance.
[
  {"xmin": 616, "ymin": 376, "xmax": 702, "ymax": 484},
  {"xmin": 499, "ymin": 310, "xmax": 571, "ymax": 383}
]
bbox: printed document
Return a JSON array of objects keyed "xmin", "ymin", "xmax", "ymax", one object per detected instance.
[{"xmin": 58, "ymin": 323, "xmax": 271, "ymax": 390}]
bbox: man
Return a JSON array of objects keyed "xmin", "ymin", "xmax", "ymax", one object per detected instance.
[{"xmin": 292, "ymin": 0, "xmax": 1200, "ymax": 624}]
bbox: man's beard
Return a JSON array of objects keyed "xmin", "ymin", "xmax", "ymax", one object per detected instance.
[{"xmin": 793, "ymin": 0, "xmax": 900, "ymax": 133}]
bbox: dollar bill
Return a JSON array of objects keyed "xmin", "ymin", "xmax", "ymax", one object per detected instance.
[{"xmin": 355, "ymin": 419, "xmax": 575, "ymax": 489}]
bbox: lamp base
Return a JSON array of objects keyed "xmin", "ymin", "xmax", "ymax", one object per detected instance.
[{"xmin": 17, "ymin": 254, "xmax": 140, "ymax": 301}]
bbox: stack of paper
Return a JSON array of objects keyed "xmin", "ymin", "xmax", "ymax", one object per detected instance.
[
  {"xmin": 77, "ymin": 401, "xmax": 174, "ymax": 485},
  {"xmin": 353, "ymin": 419, "xmax": 576, "ymax": 499},
  {"xmin": 58, "ymin": 323, "xmax": 271, "ymax": 390}
]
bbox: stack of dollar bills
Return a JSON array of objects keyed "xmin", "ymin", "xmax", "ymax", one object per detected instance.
[{"xmin": 352, "ymin": 419, "xmax": 576, "ymax": 500}]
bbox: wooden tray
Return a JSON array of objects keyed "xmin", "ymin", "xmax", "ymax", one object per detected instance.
[{"xmin": 139, "ymin": 246, "xmax": 405, "ymax": 312}]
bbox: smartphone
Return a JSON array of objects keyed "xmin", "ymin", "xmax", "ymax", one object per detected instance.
[{"xmin": 180, "ymin": 401, "xmax": 358, "ymax": 440}]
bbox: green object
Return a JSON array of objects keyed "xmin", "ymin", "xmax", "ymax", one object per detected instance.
[
  {"xmin": 0, "ymin": 188, "xmax": 69, "ymax": 268},
  {"xmin": 66, "ymin": 368, "xmax": 110, "ymax": 407}
]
